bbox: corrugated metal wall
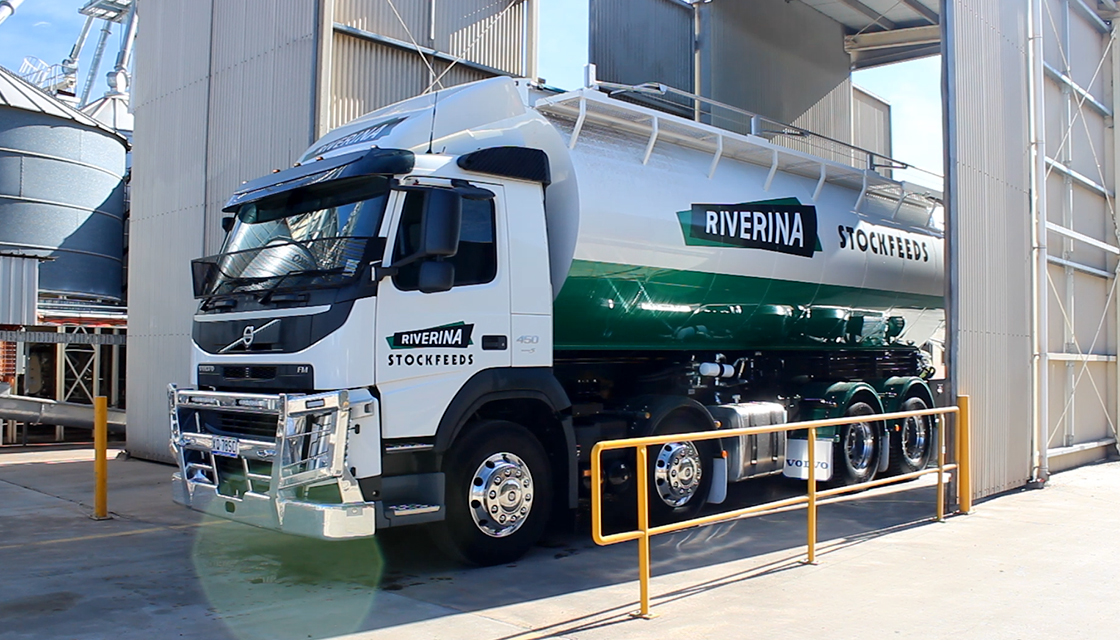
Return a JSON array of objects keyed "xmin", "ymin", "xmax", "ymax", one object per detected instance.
[
  {"xmin": 944, "ymin": 0, "xmax": 1035, "ymax": 497},
  {"xmin": 330, "ymin": 0, "xmax": 524, "ymax": 131},
  {"xmin": 702, "ymin": 0, "xmax": 852, "ymax": 135},
  {"xmin": 439, "ymin": 0, "xmax": 525, "ymax": 73},
  {"xmin": 328, "ymin": 31, "xmax": 489, "ymax": 131},
  {"xmin": 786, "ymin": 77, "xmax": 855, "ymax": 166},
  {"xmin": 129, "ymin": 0, "xmax": 216, "ymax": 461},
  {"xmin": 202, "ymin": 2, "xmax": 318, "ymax": 255},
  {"xmin": 336, "ymin": 0, "xmax": 525, "ymax": 72},
  {"xmin": 336, "ymin": 0, "xmax": 429, "ymax": 41},
  {"xmin": 588, "ymin": 0, "xmax": 857, "ymax": 147},
  {"xmin": 852, "ymin": 86, "xmax": 892, "ymax": 174},
  {"xmin": 588, "ymin": 0, "xmax": 693, "ymax": 93},
  {"xmin": 0, "ymin": 255, "xmax": 37, "ymax": 325},
  {"xmin": 129, "ymin": 1, "xmax": 317, "ymax": 461}
]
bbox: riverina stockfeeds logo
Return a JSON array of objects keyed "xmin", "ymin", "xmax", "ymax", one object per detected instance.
[
  {"xmin": 387, "ymin": 322, "xmax": 474, "ymax": 350},
  {"xmin": 678, "ymin": 198, "xmax": 820, "ymax": 258},
  {"xmin": 308, "ymin": 116, "xmax": 406, "ymax": 157}
]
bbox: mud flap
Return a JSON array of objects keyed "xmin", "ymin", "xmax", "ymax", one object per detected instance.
[{"xmin": 707, "ymin": 456, "xmax": 728, "ymax": 505}]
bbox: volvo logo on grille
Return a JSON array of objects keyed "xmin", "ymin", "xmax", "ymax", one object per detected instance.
[{"xmin": 219, "ymin": 319, "xmax": 280, "ymax": 353}]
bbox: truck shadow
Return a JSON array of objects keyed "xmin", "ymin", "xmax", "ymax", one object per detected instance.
[{"xmin": 188, "ymin": 474, "xmax": 946, "ymax": 637}]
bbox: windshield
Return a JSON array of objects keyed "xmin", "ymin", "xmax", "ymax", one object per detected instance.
[{"xmin": 193, "ymin": 176, "xmax": 390, "ymax": 298}]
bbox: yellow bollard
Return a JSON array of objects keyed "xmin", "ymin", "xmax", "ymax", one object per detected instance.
[
  {"xmin": 93, "ymin": 396, "xmax": 109, "ymax": 520},
  {"xmin": 806, "ymin": 427, "xmax": 817, "ymax": 564},
  {"xmin": 957, "ymin": 395, "xmax": 972, "ymax": 514}
]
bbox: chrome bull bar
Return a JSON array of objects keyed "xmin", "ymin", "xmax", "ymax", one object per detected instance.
[{"xmin": 168, "ymin": 385, "xmax": 376, "ymax": 539}]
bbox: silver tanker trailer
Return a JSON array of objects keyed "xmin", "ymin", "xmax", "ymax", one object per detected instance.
[{"xmin": 170, "ymin": 74, "xmax": 944, "ymax": 565}]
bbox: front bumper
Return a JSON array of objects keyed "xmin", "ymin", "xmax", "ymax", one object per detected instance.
[
  {"xmin": 169, "ymin": 386, "xmax": 377, "ymax": 539},
  {"xmin": 171, "ymin": 472, "xmax": 375, "ymax": 538}
]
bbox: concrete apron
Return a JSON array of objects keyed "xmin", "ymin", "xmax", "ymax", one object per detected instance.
[{"xmin": 0, "ymin": 450, "xmax": 1117, "ymax": 640}]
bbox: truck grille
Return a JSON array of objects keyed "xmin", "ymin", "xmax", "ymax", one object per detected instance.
[
  {"xmin": 223, "ymin": 366, "xmax": 277, "ymax": 381},
  {"xmin": 200, "ymin": 410, "xmax": 279, "ymax": 440}
]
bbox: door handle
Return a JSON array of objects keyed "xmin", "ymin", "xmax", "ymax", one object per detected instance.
[{"xmin": 481, "ymin": 335, "xmax": 508, "ymax": 351}]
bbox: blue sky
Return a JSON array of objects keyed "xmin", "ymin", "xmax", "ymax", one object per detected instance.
[
  {"xmin": 0, "ymin": 0, "xmax": 940, "ymax": 186},
  {"xmin": 0, "ymin": 1, "xmax": 98, "ymax": 88}
]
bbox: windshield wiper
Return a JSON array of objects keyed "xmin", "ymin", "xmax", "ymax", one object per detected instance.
[
  {"xmin": 196, "ymin": 274, "xmax": 274, "ymax": 302},
  {"xmin": 258, "ymin": 267, "xmax": 346, "ymax": 303}
]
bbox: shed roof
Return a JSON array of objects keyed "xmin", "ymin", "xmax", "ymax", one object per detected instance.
[
  {"xmin": 800, "ymin": 0, "xmax": 938, "ymax": 32},
  {"xmin": 792, "ymin": 0, "xmax": 940, "ymax": 68}
]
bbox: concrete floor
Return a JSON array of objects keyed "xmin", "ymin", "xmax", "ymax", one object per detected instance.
[{"xmin": 1, "ymin": 448, "xmax": 1117, "ymax": 640}]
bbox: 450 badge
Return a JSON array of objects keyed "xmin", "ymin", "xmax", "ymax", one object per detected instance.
[{"xmin": 386, "ymin": 322, "xmax": 476, "ymax": 367}]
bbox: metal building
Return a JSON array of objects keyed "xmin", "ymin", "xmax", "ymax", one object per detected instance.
[
  {"xmin": 0, "ymin": 65, "xmax": 128, "ymax": 302},
  {"xmin": 128, "ymin": 0, "xmax": 538, "ymax": 461}
]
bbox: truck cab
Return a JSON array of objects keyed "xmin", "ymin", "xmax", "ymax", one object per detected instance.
[{"xmin": 172, "ymin": 143, "xmax": 571, "ymax": 563}]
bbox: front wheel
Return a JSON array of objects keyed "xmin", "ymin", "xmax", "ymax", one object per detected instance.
[
  {"xmin": 828, "ymin": 401, "xmax": 881, "ymax": 487},
  {"xmin": 431, "ymin": 420, "xmax": 552, "ymax": 566}
]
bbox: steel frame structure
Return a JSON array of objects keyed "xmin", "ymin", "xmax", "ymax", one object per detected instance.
[
  {"xmin": 0, "ymin": 326, "xmax": 124, "ymax": 445},
  {"xmin": 1029, "ymin": 0, "xmax": 1120, "ymax": 479}
]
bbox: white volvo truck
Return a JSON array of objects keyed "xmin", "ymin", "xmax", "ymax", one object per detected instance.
[{"xmin": 170, "ymin": 75, "xmax": 944, "ymax": 565}]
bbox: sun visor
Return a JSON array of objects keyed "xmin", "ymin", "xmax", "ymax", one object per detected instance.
[{"xmin": 223, "ymin": 148, "xmax": 415, "ymax": 212}]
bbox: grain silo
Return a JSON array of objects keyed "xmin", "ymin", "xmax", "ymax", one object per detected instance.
[{"xmin": 0, "ymin": 65, "xmax": 128, "ymax": 302}]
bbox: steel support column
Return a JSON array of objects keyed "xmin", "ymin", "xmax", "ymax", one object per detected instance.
[{"xmin": 1028, "ymin": 0, "xmax": 1050, "ymax": 481}]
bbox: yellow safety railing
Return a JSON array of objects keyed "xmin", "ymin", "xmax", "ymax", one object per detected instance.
[{"xmin": 590, "ymin": 394, "xmax": 971, "ymax": 618}]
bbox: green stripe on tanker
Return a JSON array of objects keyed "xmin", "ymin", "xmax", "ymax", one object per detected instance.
[{"xmin": 554, "ymin": 260, "xmax": 944, "ymax": 351}]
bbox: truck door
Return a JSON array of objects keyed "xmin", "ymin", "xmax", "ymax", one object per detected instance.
[{"xmin": 375, "ymin": 183, "xmax": 510, "ymax": 441}]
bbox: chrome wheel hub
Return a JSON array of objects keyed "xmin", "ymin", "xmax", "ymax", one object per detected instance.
[
  {"xmin": 845, "ymin": 422, "xmax": 876, "ymax": 471},
  {"xmin": 653, "ymin": 441, "xmax": 702, "ymax": 507},
  {"xmin": 468, "ymin": 452, "xmax": 534, "ymax": 538}
]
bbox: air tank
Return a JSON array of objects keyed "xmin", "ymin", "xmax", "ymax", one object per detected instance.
[{"xmin": 0, "ymin": 66, "xmax": 127, "ymax": 302}]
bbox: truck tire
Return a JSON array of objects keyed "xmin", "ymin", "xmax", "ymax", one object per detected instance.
[
  {"xmin": 886, "ymin": 396, "xmax": 934, "ymax": 475},
  {"xmin": 431, "ymin": 420, "xmax": 553, "ymax": 566},
  {"xmin": 828, "ymin": 401, "xmax": 880, "ymax": 487},
  {"xmin": 647, "ymin": 409, "xmax": 714, "ymax": 525}
]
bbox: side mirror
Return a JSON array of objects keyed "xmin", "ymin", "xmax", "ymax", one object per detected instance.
[
  {"xmin": 417, "ymin": 189, "xmax": 461, "ymax": 258},
  {"xmin": 221, "ymin": 216, "xmax": 236, "ymax": 233},
  {"xmin": 395, "ymin": 188, "xmax": 462, "ymax": 268},
  {"xmin": 418, "ymin": 261, "xmax": 455, "ymax": 294},
  {"xmin": 190, "ymin": 258, "xmax": 219, "ymax": 298}
]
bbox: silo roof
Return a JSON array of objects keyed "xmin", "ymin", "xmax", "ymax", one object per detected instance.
[{"xmin": 0, "ymin": 65, "xmax": 128, "ymax": 144}]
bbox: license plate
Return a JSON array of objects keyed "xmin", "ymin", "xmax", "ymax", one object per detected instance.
[{"xmin": 211, "ymin": 436, "xmax": 240, "ymax": 458}]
